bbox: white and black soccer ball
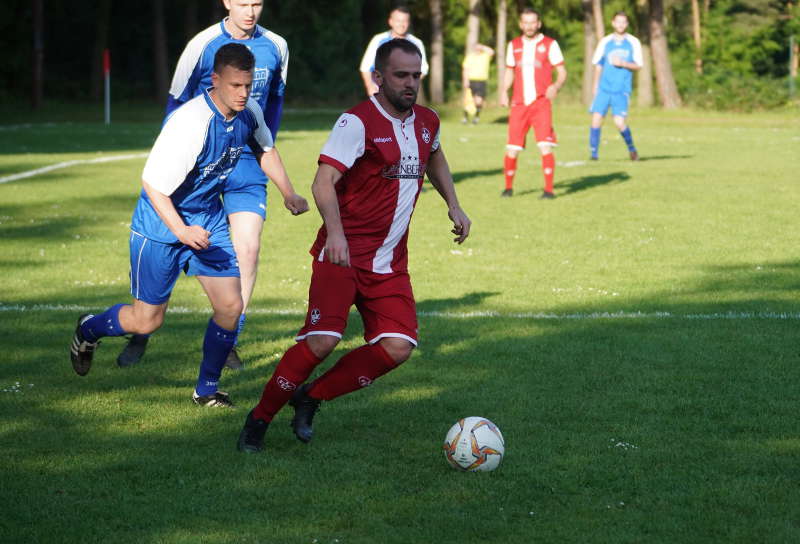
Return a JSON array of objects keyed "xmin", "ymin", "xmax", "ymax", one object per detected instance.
[{"xmin": 443, "ymin": 417, "xmax": 505, "ymax": 472}]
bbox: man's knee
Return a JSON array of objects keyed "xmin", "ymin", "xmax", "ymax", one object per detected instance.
[
  {"xmin": 305, "ymin": 334, "xmax": 340, "ymax": 360},
  {"xmin": 232, "ymin": 239, "xmax": 261, "ymax": 268},
  {"xmin": 129, "ymin": 306, "xmax": 165, "ymax": 334},
  {"xmin": 505, "ymin": 147, "xmax": 521, "ymax": 159},
  {"xmin": 379, "ymin": 337, "xmax": 415, "ymax": 365}
]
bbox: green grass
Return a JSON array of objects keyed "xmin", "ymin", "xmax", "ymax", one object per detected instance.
[{"xmin": 1, "ymin": 103, "xmax": 799, "ymax": 543}]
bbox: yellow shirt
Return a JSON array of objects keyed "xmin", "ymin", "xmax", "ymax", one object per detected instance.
[{"xmin": 462, "ymin": 51, "xmax": 492, "ymax": 81}]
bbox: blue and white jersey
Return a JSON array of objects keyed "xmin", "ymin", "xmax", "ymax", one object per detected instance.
[
  {"xmin": 167, "ymin": 19, "xmax": 288, "ymax": 139},
  {"xmin": 359, "ymin": 31, "xmax": 429, "ymax": 76},
  {"xmin": 592, "ymin": 33, "xmax": 643, "ymax": 94},
  {"xmin": 132, "ymin": 89, "xmax": 273, "ymax": 244}
]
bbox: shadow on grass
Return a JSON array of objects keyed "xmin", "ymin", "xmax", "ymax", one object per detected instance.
[
  {"xmin": 452, "ymin": 168, "xmax": 502, "ymax": 185},
  {"xmin": 554, "ymin": 171, "xmax": 631, "ymax": 196},
  {"xmin": 635, "ymin": 154, "xmax": 693, "ymax": 162}
]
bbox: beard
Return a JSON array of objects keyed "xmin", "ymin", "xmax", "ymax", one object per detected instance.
[{"xmin": 384, "ymin": 85, "xmax": 417, "ymax": 112}]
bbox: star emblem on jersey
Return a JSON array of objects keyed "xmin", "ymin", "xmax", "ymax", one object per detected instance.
[
  {"xmin": 310, "ymin": 308, "xmax": 321, "ymax": 325},
  {"xmin": 422, "ymin": 127, "xmax": 431, "ymax": 144}
]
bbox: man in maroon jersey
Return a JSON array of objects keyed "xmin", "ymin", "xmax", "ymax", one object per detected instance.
[
  {"xmin": 237, "ymin": 38, "xmax": 471, "ymax": 453},
  {"xmin": 500, "ymin": 7, "xmax": 567, "ymax": 199}
]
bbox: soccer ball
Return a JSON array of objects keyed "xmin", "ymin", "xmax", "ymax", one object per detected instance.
[{"xmin": 443, "ymin": 417, "xmax": 505, "ymax": 472}]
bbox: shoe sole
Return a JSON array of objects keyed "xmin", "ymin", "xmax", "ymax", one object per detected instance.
[{"xmin": 70, "ymin": 314, "xmax": 93, "ymax": 376}]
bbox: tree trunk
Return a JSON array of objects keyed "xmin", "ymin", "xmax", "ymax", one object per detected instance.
[
  {"xmin": 691, "ymin": 0, "xmax": 703, "ymax": 74},
  {"xmin": 91, "ymin": 0, "xmax": 112, "ymax": 100},
  {"xmin": 649, "ymin": 0, "xmax": 682, "ymax": 108},
  {"xmin": 428, "ymin": 0, "xmax": 445, "ymax": 104},
  {"xmin": 582, "ymin": 0, "xmax": 599, "ymax": 105},
  {"xmin": 32, "ymin": 0, "xmax": 44, "ymax": 109},
  {"xmin": 636, "ymin": 0, "xmax": 654, "ymax": 107},
  {"xmin": 496, "ymin": 0, "xmax": 507, "ymax": 103},
  {"xmin": 152, "ymin": 0, "xmax": 169, "ymax": 101},
  {"xmin": 465, "ymin": 0, "xmax": 481, "ymax": 51},
  {"xmin": 592, "ymin": 0, "xmax": 605, "ymax": 40}
]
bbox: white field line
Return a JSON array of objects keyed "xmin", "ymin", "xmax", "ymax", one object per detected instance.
[
  {"xmin": 1, "ymin": 303, "xmax": 798, "ymax": 320},
  {"xmin": 0, "ymin": 153, "xmax": 148, "ymax": 184}
]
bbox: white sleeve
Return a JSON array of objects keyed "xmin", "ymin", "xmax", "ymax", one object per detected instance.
[
  {"xmin": 548, "ymin": 40, "xmax": 565, "ymax": 66},
  {"xmin": 592, "ymin": 36, "xmax": 609, "ymax": 65},
  {"xmin": 409, "ymin": 35, "xmax": 429, "ymax": 76},
  {"xmin": 359, "ymin": 34, "xmax": 383, "ymax": 72},
  {"xmin": 505, "ymin": 42, "xmax": 515, "ymax": 67},
  {"xmin": 630, "ymin": 35, "xmax": 644, "ymax": 67},
  {"xmin": 246, "ymin": 99, "xmax": 274, "ymax": 153},
  {"xmin": 319, "ymin": 113, "xmax": 366, "ymax": 171},
  {"xmin": 142, "ymin": 110, "xmax": 208, "ymax": 196},
  {"xmin": 168, "ymin": 25, "xmax": 218, "ymax": 100}
]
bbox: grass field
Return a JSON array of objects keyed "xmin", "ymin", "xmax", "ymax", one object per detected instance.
[{"xmin": 1, "ymin": 101, "xmax": 799, "ymax": 543}]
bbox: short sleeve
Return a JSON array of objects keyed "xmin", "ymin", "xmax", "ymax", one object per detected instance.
[
  {"xmin": 142, "ymin": 110, "xmax": 207, "ymax": 196},
  {"xmin": 592, "ymin": 36, "xmax": 608, "ymax": 65},
  {"xmin": 359, "ymin": 34, "xmax": 382, "ymax": 72},
  {"xmin": 319, "ymin": 113, "xmax": 366, "ymax": 172},
  {"xmin": 505, "ymin": 42, "xmax": 515, "ymax": 67},
  {"xmin": 630, "ymin": 36, "xmax": 644, "ymax": 67},
  {"xmin": 548, "ymin": 40, "xmax": 565, "ymax": 66},
  {"xmin": 246, "ymin": 99, "xmax": 274, "ymax": 153}
]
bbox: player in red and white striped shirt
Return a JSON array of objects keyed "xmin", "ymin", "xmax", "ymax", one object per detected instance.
[
  {"xmin": 237, "ymin": 39, "xmax": 471, "ymax": 453},
  {"xmin": 500, "ymin": 8, "xmax": 567, "ymax": 199}
]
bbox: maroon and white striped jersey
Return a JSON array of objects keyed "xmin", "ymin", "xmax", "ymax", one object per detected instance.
[{"xmin": 312, "ymin": 96, "xmax": 441, "ymax": 274}]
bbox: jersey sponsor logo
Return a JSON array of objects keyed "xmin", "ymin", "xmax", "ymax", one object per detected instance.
[
  {"xmin": 310, "ymin": 308, "xmax": 321, "ymax": 325},
  {"xmin": 373, "ymin": 136, "xmax": 393, "ymax": 143},
  {"xmin": 201, "ymin": 146, "xmax": 243, "ymax": 179},
  {"xmin": 277, "ymin": 376, "xmax": 297, "ymax": 391},
  {"xmin": 382, "ymin": 155, "xmax": 425, "ymax": 180},
  {"xmin": 421, "ymin": 128, "xmax": 431, "ymax": 144}
]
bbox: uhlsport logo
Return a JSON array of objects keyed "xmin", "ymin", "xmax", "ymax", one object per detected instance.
[
  {"xmin": 421, "ymin": 127, "xmax": 431, "ymax": 144},
  {"xmin": 277, "ymin": 376, "xmax": 297, "ymax": 391},
  {"xmin": 358, "ymin": 376, "xmax": 373, "ymax": 387},
  {"xmin": 338, "ymin": 117, "xmax": 348, "ymax": 127},
  {"xmin": 310, "ymin": 308, "xmax": 321, "ymax": 325}
]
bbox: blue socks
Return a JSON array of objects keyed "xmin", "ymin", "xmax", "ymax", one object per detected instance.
[
  {"xmin": 195, "ymin": 318, "xmax": 236, "ymax": 396},
  {"xmin": 80, "ymin": 304, "xmax": 128, "ymax": 341},
  {"xmin": 620, "ymin": 127, "xmax": 636, "ymax": 152},
  {"xmin": 234, "ymin": 313, "xmax": 246, "ymax": 346},
  {"xmin": 589, "ymin": 127, "xmax": 601, "ymax": 158}
]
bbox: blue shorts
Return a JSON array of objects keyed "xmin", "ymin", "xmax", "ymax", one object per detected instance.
[
  {"xmin": 129, "ymin": 229, "xmax": 239, "ymax": 305},
  {"xmin": 222, "ymin": 153, "xmax": 268, "ymax": 219},
  {"xmin": 590, "ymin": 90, "xmax": 630, "ymax": 117}
]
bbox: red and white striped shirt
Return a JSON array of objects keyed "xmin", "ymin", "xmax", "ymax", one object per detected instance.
[
  {"xmin": 313, "ymin": 96, "xmax": 441, "ymax": 274},
  {"xmin": 506, "ymin": 34, "xmax": 564, "ymax": 106}
]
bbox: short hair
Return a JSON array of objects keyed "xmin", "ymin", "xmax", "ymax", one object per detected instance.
[
  {"xmin": 613, "ymin": 11, "xmax": 629, "ymax": 19},
  {"xmin": 520, "ymin": 7, "xmax": 541, "ymax": 19},
  {"xmin": 374, "ymin": 38, "xmax": 422, "ymax": 73},
  {"xmin": 390, "ymin": 6, "xmax": 411, "ymax": 16},
  {"xmin": 213, "ymin": 43, "xmax": 255, "ymax": 73}
]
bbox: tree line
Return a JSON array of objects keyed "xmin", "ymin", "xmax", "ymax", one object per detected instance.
[{"xmin": 6, "ymin": 0, "xmax": 798, "ymax": 112}]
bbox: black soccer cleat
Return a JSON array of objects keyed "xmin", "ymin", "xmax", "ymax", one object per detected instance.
[
  {"xmin": 237, "ymin": 410, "xmax": 270, "ymax": 453},
  {"xmin": 70, "ymin": 314, "xmax": 99, "ymax": 376},
  {"xmin": 540, "ymin": 191, "xmax": 556, "ymax": 200},
  {"xmin": 192, "ymin": 390, "xmax": 235, "ymax": 408},
  {"xmin": 224, "ymin": 347, "xmax": 244, "ymax": 370},
  {"xmin": 117, "ymin": 334, "xmax": 149, "ymax": 367},
  {"xmin": 500, "ymin": 188, "xmax": 513, "ymax": 198},
  {"xmin": 289, "ymin": 384, "xmax": 321, "ymax": 443}
]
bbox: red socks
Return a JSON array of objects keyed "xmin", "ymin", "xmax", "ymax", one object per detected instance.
[
  {"xmin": 503, "ymin": 155, "xmax": 517, "ymax": 190},
  {"xmin": 253, "ymin": 341, "xmax": 321, "ymax": 422},
  {"xmin": 542, "ymin": 153, "xmax": 555, "ymax": 193},
  {"xmin": 309, "ymin": 343, "xmax": 397, "ymax": 401}
]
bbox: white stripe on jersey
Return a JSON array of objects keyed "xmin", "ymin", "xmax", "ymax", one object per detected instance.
[
  {"xmin": 245, "ymin": 98, "xmax": 274, "ymax": 152},
  {"xmin": 169, "ymin": 24, "xmax": 221, "ymax": 99},
  {"xmin": 370, "ymin": 97, "xmax": 420, "ymax": 274}
]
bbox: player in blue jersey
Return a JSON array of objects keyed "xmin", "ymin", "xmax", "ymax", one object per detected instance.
[
  {"xmin": 70, "ymin": 44, "xmax": 309, "ymax": 408},
  {"xmin": 589, "ymin": 12, "xmax": 643, "ymax": 161},
  {"xmin": 118, "ymin": 0, "xmax": 294, "ymax": 370}
]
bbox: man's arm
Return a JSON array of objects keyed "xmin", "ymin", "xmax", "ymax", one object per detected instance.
[
  {"xmin": 592, "ymin": 64, "xmax": 603, "ymax": 96},
  {"xmin": 545, "ymin": 65, "xmax": 568, "ymax": 101},
  {"xmin": 142, "ymin": 181, "xmax": 210, "ymax": 250},
  {"xmin": 425, "ymin": 148, "xmax": 471, "ymax": 244},
  {"xmin": 311, "ymin": 163, "xmax": 349, "ymax": 266},
  {"xmin": 611, "ymin": 57, "xmax": 641, "ymax": 71},
  {"xmin": 254, "ymin": 147, "xmax": 309, "ymax": 216},
  {"xmin": 361, "ymin": 71, "xmax": 378, "ymax": 96},
  {"xmin": 499, "ymin": 67, "xmax": 515, "ymax": 107}
]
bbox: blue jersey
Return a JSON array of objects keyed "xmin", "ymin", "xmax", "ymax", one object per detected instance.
[
  {"xmin": 131, "ymin": 89, "xmax": 273, "ymax": 244},
  {"xmin": 167, "ymin": 20, "xmax": 288, "ymax": 139},
  {"xmin": 592, "ymin": 33, "xmax": 643, "ymax": 94}
]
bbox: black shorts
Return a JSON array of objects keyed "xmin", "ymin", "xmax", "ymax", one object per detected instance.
[{"xmin": 469, "ymin": 80, "xmax": 487, "ymax": 98}]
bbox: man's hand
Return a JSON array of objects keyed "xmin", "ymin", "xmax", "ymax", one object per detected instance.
[
  {"xmin": 499, "ymin": 93, "xmax": 509, "ymax": 108},
  {"xmin": 545, "ymin": 84, "xmax": 560, "ymax": 100},
  {"xmin": 324, "ymin": 231, "xmax": 350, "ymax": 267},
  {"xmin": 448, "ymin": 206, "xmax": 471, "ymax": 244},
  {"xmin": 611, "ymin": 56, "xmax": 624, "ymax": 68},
  {"xmin": 284, "ymin": 193, "xmax": 310, "ymax": 216},
  {"xmin": 179, "ymin": 225, "xmax": 211, "ymax": 250}
]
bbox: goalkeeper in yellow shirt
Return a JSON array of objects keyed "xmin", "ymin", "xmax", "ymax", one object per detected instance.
[{"xmin": 461, "ymin": 43, "xmax": 494, "ymax": 124}]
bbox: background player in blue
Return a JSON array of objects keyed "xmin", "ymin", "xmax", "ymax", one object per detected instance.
[
  {"xmin": 70, "ymin": 44, "xmax": 309, "ymax": 408},
  {"xmin": 118, "ymin": 0, "xmax": 294, "ymax": 369},
  {"xmin": 589, "ymin": 11, "xmax": 643, "ymax": 161}
]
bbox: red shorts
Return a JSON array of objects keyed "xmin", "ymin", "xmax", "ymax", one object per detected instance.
[
  {"xmin": 296, "ymin": 259, "xmax": 418, "ymax": 346},
  {"xmin": 507, "ymin": 98, "xmax": 557, "ymax": 150}
]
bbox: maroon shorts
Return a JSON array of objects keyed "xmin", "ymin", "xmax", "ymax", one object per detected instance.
[
  {"xmin": 507, "ymin": 98, "xmax": 557, "ymax": 150},
  {"xmin": 296, "ymin": 259, "xmax": 418, "ymax": 346}
]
